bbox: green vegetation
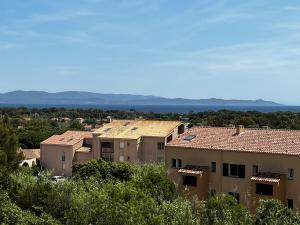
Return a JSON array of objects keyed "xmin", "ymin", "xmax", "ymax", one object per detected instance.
[
  {"xmin": 1, "ymin": 107, "xmax": 300, "ymax": 149},
  {"xmin": 1, "ymin": 161, "xmax": 300, "ymax": 225}
]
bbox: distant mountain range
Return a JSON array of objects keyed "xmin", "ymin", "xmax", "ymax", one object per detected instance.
[{"xmin": 0, "ymin": 91, "xmax": 282, "ymax": 106}]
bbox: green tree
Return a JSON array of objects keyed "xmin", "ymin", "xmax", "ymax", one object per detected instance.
[
  {"xmin": 0, "ymin": 124, "xmax": 22, "ymax": 169},
  {"xmin": 255, "ymin": 199, "xmax": 300, "ymax": 225},
  {"xmin": 199, "ymin": 194, "xmax": 253, "ymax": 225}
]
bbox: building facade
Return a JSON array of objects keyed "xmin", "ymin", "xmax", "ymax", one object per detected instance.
[
  {"xmin": 165, "ymin": 126, "xmax": 300, "ymax": 212},
  {"xmin": 41, "ymin": 119, "xmax": 184, "ymax": 176}
]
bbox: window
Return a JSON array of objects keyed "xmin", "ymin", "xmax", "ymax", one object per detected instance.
[
  {"xmin": 256, "ymin": 183, "xmax": 273, "ymax": 196},
  {"xmin": 288, "ymin": 168, "xmax": 294, "ymax": 180},
  {"xmin": 210, "ymin": 189, "xmax": 216, "ymax": 197},
  {"xmin": 61, "ymin": 152, "xmax": 65, "ymax": 162},
  {"xmin": 183, "ymin": 135, "xmax": 196, "ymax": 141},
  {"xmin": 119, "ymin": 155, "xmax": 124, "ymax": 162},
  {"xmin": 229, "ymin": 192, "xmax": 240, "ymax": 204},
  {"xmin": 183, "ymin": 175, "xmax": 197, "ymax": 186},
  {"xmin": 172, "ymin": 159, "xmax": 176, "ymax": 168},
  {"xmin": 211, "ymin": 162, "xmax": 216, "ymax": 173},
  {"xmin": 230, "ymin": 164, "xmax": 239, "ymax": 177},
  {"xmin": 167, "ymin": 134, "xmax": 173, "ymax": 143},
  {"xmin": 178, "ymin": 159, "xmax": 182, "ymax": 168},
  {"xmin": 171, "ymin": 159, "xmax": 182, "ymax": 168},
  {"xmin": 120, "ymin": 142, "xmax": 125, "ymax": 149},
  {"xmin": 252, "ymin": 165, "xmax": 258, "ymax": 176},
  {"xmin": 223, "ymin": 163, "xmax": 245, "ymax": 178},
  {"xmin": 157, "ymin": 142, "xmax": 165, "ymax": 150},
  {"xmin": 288, "ymin": 199, "xmax": 294, "ymax": 209}
]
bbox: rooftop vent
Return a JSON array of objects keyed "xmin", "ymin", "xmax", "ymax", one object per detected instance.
[
  {"xmin": 236, "ymin": 125, "xmax": 245, "ymax": 135},
  {"xmin": 131, "ymin": 127, "xmax": 138, "ymax": 131},
  {"xmin": 59, "ymin": 138, "xmax": 65, "ymax": 142},
  {"xmin": 184, "ymin": 135, "xmax": 196, "ymax": 141},
  {"xmin": 123, "ymin": 122, "xmax": 130, "ymax": 126}
]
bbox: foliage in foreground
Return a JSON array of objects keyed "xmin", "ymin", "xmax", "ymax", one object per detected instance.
[{"xmin": 1, "ymin": 162, "xmax": 300, "ymax": 225}]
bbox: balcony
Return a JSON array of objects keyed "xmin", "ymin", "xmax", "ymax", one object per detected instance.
[
  {"xmin": 178, "ymin": 165, "xmax": 209, "ymax": 200},
  {"xmin": 101, "ymin": 153, "xmax": 114, "ymax": 162},
  {"xmin": 250, "ymin": 172, "xmax": 286, "ymax": 211},
  {"xmin": 101, "ymin": 148, "xmax": 114, "ymax": 153}
]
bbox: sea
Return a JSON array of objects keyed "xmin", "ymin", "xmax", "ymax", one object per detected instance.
[{"xmin": 1, "ymin": 104, "xmax": 300, "ymax": 113}]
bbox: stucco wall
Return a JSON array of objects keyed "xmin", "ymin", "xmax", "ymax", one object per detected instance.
[
  {"xmin": 40, "ymin": 144, "xmax": 74, "ymax": 176},
  {"xmin": 165, "ymin": 146, "xmax": 300, "ymax": 212}
]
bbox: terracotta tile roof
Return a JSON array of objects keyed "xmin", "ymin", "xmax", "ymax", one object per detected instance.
[
  {"xmin": 167, "ymin": 127, "xmax": 300, "ymax": 156},
  {"xmin": 94, "ymin": 120, "xmax": 182, "ymax": 139},
  {"xmin": 41, "ymin": 131, "xmax": 93, "ymax": 146}
]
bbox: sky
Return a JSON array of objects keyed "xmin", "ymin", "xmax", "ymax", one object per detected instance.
[{"xmin": 1, "ymin": 0, "xmax": 300, "ymax": 105}]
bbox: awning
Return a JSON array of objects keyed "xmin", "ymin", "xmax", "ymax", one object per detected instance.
[
  {"xmin": 178, "ymin": 165, "xmax": 209, "ymax": 175},
  {"xmin": 251, "ymin": 172, "xmax": 282, "ymax": 183}
]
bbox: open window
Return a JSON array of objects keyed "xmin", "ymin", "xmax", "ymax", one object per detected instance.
[
  {"xmin": 183, "ymin": 175, "xmax": 197, "ymax": 187},
  {"xmin": 256, "ymin": 183, "xmax": 273, "ymax": 196}
]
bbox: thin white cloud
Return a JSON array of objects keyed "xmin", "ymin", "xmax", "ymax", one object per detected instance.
[
  {"xmin": 0, "ymin": 43, "xmax": 18, "ymax": 49},
  {"xmin": 204, "ymin": 12, "xmax": 253, "ymax": 24},
  {"xmin": 285, "ymin": 6, "xmax": 300, "ymax": 11}
]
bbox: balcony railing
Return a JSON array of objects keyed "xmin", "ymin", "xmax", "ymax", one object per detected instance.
[{"xmin": 101, "ymin": 148, "xmax": 114, "ymax": 153}]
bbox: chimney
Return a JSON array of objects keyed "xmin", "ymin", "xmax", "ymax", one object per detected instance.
[
  {"xmin": 236, "ymin": 125, "xmax": 245, "ymax": 135},
  {"xmin": 106, "ymin": 116, "xmax": 112, "ymax": 123}
]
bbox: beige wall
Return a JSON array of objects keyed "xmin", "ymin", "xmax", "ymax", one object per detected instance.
[
  {"xmin": 74, "ymin": 151, "xmax": 93, "ymax": 163},
  {"xmin": 40, "ymin": 144, "xmax": 74, "ymax": 176},
  {"xmin": 165, "ymin": 146, "xmax": 300, "ymax": 212}
]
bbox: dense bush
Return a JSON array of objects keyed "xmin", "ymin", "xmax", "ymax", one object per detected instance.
[
  {"xmin": 72, "ymin": 159, "xmax": 134, "ymax": 181},
  {"xmin": 1, "ymin": 162, "xmax": 300, "ymax": 225}
]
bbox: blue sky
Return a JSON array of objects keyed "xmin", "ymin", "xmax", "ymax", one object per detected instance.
[{"xmin": 1, "ymin": 0, "xmax": 300, "ymax": 104}]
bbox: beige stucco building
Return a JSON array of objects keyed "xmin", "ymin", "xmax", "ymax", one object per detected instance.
[
  {"xmin": 40, "ymin": 119, "xmax": 184, "ymax": 176},
  {"xmin": 166, "ymin": 126, "xmax": 300, "ymax": 212}
]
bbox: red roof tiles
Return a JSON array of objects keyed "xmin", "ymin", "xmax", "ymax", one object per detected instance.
[
  {"xmin": 41, "ymin": 131, "xmax": 93, "ymax": 146},
  {"xmin": 167, "ymin": 127, "xmax": 300, "ymax": 156}
]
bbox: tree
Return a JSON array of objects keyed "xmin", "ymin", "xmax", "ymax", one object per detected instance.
[
  {"xmin": 0, "ymin": 124, "xmax": 22, "ymax": 169},
  {"xmin": 255, "ymin": 199, "xmax": 300, "ymax": 225},
  {"xmin": 199, "ymin": 194, "xmax": 253, "ymax": 225}
]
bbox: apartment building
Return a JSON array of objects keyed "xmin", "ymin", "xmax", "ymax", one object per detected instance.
[
  {"xmin": 165, "ymin": 126, "xmax": 300, "ymax": 212},
  {"xmin": 40, "ymin": 131, "xmax": 93, "ymax": 176},
  {"xmin": 40, "ymin": 119, "xmax": 184, "ymax": 176},
  {"xmin": 92, "ymin": 119, "xmax": 184, "ymax": 163}
]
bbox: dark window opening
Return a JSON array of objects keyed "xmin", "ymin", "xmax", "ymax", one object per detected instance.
[
  {"xmin": 230, "ymin": 164, "xmax": 238, "ymax": 177},
  {"xmin": 288, "ymin": 199, "xmax": 294, "ymax": 209},
  {"xmin": 256, "ymin": 183, "xmax": 273, "ymax": 196},
  {"xmin": 211, "ymin": 162, "xmax": 216, "ymax": 173},
  {"xmin": 210, "ymin": 189, "xmax": 216, "ymax": 197},
  {"xmin": 223, "ymin": 163, "xmax": 245, "ymax": 178},
  {"xmin": 101, "ymin": 142, "xmax": 113, "ymax": 148},
  {"xmin": 223, "ymin": 163, "xmax": 229, "ymax": 176},
  {"xmin": 183, "ymin": 175, "xmax": 197, "ymax": 186},
  {"xmin": 157, "ymin": 143, "xmax": 165, "ymax": 150},
  {"xmin": 288, "ymin": 168, "xmax": 294, "ymax": 180},
  {"xmin": 172, "ymin": 159, "xmax": 176, "ymax": 168},
  {"xmin": 252, "ymin": 165, "xmax": 258, "ymax": 176},
  {"xmin": 167, "ymin": 134, "xmax": 173, "ymax": 143},
  {"xmin": 229, "ymin": 192, "xmax": 240, "ymax": 204},
  {"xmin": 178, "ymin": 124, "xmax": 185, "ymax": 134},
  {"xmin": 61, "ymin": 152, "xmax": 65, "ymax": 162},
  {"xmin": 178, "ymin": 159, "xmax": 182, "ymax": 168}
]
